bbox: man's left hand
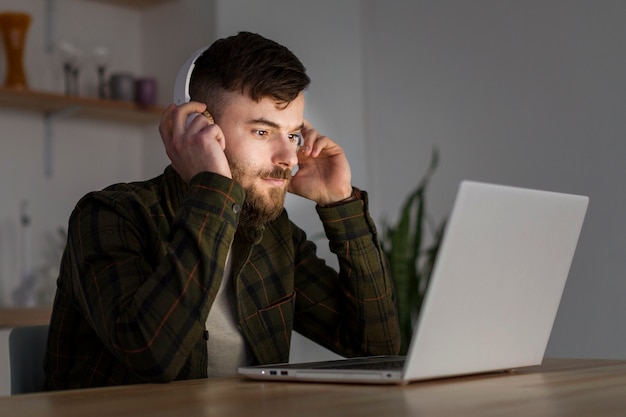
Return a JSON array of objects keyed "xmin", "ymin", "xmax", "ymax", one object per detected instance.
[{"xmin": 288, "ymin": 120, "xmax": 353, "ymax": 206}]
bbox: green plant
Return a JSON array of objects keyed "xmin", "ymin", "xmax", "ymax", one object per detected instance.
[{"xmin": 381, "ymin": 149, "xmax": 446, "ymax": 354}]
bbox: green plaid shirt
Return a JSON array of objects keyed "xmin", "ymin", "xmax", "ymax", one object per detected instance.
[{"xmin": 44, "ymin": 166, "xmax": 400, "ymax": 390}]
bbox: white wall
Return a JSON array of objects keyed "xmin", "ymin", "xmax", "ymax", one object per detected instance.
[{"xmin": 361, "ymin": 0, "xmax": 626, "ymax": 359}]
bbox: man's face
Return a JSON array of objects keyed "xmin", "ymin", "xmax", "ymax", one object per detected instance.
[{"xmin": 216, "ymin": 90, "xmax": 304, "ymax": 227}]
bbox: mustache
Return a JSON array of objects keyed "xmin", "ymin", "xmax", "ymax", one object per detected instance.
[{"xmin": 261, "ymin": 167, "xmax": 292, "ymax": 180}]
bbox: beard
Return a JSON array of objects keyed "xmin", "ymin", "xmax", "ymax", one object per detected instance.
[{"xmin": 228, "ymin": 159, "xmax": 292, "ymax": 228}]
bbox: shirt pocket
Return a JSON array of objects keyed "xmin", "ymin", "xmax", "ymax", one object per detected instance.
[{"xmin": 242, "ymin": 292, "xmax": 295, "ymax": 364}]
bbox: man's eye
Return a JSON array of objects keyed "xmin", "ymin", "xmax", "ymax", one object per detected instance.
[
  {"xmin": 255, "ymin": 130, "xmax": 268, "ymax": 137},
  {"xmin": 289, "ymin": 133, "xmax": 304, "ymax": 147}
]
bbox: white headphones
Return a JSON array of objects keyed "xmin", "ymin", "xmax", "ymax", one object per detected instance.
[{"xmin": 172, "ymin": 46, "xmax": 209, "ymax": 105}]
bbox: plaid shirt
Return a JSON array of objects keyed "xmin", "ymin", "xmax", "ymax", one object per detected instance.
[{"xmin": 44, "ymin": 166, "xmax": 400, "ymax": 390}]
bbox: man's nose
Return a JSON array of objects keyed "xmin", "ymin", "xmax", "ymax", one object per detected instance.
[{"xmin": 272, "ymin": 135, "xmax": 299, "ymax": 169}]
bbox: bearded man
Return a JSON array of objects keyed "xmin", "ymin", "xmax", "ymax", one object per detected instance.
[{"xmin": 44, "ymin": 31, "xmax": 400, "ymax": 391}]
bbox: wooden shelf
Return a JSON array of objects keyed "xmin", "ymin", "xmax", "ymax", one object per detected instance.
[
  {"xmin": 0, "ymin": 87, "xmax": 164, "ymax": 125},
  {"xmin": 0, "ymin": 307, "xmax": 51, "ymax": 328}
]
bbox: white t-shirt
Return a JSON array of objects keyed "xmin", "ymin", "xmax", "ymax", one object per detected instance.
[{"xmin": 206, "ymin": 249, "xmax": 252, "ymax": 377}]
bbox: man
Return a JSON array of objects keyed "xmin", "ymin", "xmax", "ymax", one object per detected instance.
[{"xmin": 44, "ymin": 32, "xmax": 400, "ymax": 390}]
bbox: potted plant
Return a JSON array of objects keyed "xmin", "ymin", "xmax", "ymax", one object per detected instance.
[{"xmin": 381, "ymin": 149, "xmax": 446, "ymax": 354}]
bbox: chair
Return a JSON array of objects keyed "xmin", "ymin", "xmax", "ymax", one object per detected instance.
[{"xmin": 9, "ymin": 325, "xmax": 49, "ymax": 395}]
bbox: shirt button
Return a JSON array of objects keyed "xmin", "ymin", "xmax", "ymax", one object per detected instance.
[{"xmin": 232, "ymin": 203, "xmax": 241, "ymax": 214}]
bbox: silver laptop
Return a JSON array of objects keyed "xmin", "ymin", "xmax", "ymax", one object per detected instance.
[{"xmin": 239, "ymin": 180, "xmax": 589, "ymax": 384}]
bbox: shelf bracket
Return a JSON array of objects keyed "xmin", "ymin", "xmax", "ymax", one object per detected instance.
[{"xmin": 44, "ymin": 105, "xmax": 81, "ymax": 177}]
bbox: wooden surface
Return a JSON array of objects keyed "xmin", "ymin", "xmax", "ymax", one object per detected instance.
[
  {"xmin": 0, "ymin": 87, "xmax": 164, "ymax": 124},
  {"xmin": 1, "ymin": 359, "xmax": 625, "ymax": 416},
  {"xmin": 0, "ymin": 307, "xmax": 51, "ymax": 328}
]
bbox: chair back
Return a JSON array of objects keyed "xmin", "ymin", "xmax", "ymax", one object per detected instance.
[{"xmin": 9, "ymin": 324, "xmax": 49, "ymax": 395}]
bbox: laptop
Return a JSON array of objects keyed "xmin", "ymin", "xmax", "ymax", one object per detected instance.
[{"xmin": 239, "ymin": 180, "xmax": 589, "ymax": 384}]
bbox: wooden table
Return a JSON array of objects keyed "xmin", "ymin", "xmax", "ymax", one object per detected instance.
[{"xmin": 1, "ymin": 359, "xmax": 625, "ymax": 416}]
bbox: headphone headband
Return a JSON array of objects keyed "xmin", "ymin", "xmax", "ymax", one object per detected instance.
[{"xmin": 172, "ymin": 46, "xmax": 209, "ymax": 105}]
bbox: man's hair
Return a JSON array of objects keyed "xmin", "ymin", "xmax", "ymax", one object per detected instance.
[{"xmin": 189, "ymin": 31, "xmax": 310, "ymax": 114}]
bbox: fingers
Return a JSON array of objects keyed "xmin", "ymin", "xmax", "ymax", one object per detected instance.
[
  {"xmin": 172, "ymin": 101, "xmax": 208, "ymax": 139},
  {"xmin": 299, "ymin": 120, "xmax": 335, "ymax": 158},
  {"xmin": 300, "ymin": 120, "xmax": 321, "ymax": 156},
  {"xmin": 159, "ymin": 101, "xmax": 229, "ymax": 182},
  {"xmin": 159, "ymin": 102, "xmax": 208, "ymax": 144}
]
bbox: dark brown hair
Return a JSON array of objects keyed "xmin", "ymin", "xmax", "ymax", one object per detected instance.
[{"xmin": 189, "ymin": 32, "xmax": 310, "ymax": 114}]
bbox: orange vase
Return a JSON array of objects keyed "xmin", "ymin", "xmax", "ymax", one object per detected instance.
[{"xmin": 0, "ymin": 12, "xmax": 31, "ymax": 89}]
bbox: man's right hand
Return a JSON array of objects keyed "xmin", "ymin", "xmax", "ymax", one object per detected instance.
[{"xmin": 159, "ymin": 102, "xmax": 231, "ymax": 183}]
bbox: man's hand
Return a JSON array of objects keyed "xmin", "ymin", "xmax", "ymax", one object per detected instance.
[
  {"xmin": 159, "ymin": 102, "xmax": 231, "ymax": 183},
  {"xmin": 289, "ymin": 120, "xmax": 353, "ymax": 206}
]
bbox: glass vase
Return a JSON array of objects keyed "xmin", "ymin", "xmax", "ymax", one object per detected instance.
[{"xmin": 0, "ymin": 12, "xmax": 32, "ymax": 89}]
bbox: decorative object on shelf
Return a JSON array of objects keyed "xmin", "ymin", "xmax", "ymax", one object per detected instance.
[
  {"xmin": 0, "ymin": 12, "xmax": 32, "ymax": 89},
  {"xmin": 109, "ymin": 72, "xmax": 135, "ymax": 101},
  {"xmin": 380, "ymin": 148, "xmax": 446, "ymax": 355},
  {"xmin": 58, "ymin": 41, "xmax": 83, "ymax": 96},
  {"xmin": 92, "ymin": 45, "xmax": 110, "ymax": 99},
  {"xmin": 135, "ymin": 77, "xmax": 157, "ymax": 107}
]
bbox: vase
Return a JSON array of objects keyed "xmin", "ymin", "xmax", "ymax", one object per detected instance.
[{"xmin": 0, "ymin": 12, "xmax": 32, "ymax": 89}]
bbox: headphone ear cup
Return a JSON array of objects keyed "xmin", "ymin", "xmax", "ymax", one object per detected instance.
[
  {"xmin": 173, "ymin": 46, "xmax": 210, "ymax": 105},
  {"xmin": 186, "ymin": 113, "xmax": 199, "ymax": 128}
]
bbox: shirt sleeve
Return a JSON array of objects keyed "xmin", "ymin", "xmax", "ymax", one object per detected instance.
[{"xmin": 292, "ymin": 188, "xmax": 402, "ymax": 357}]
